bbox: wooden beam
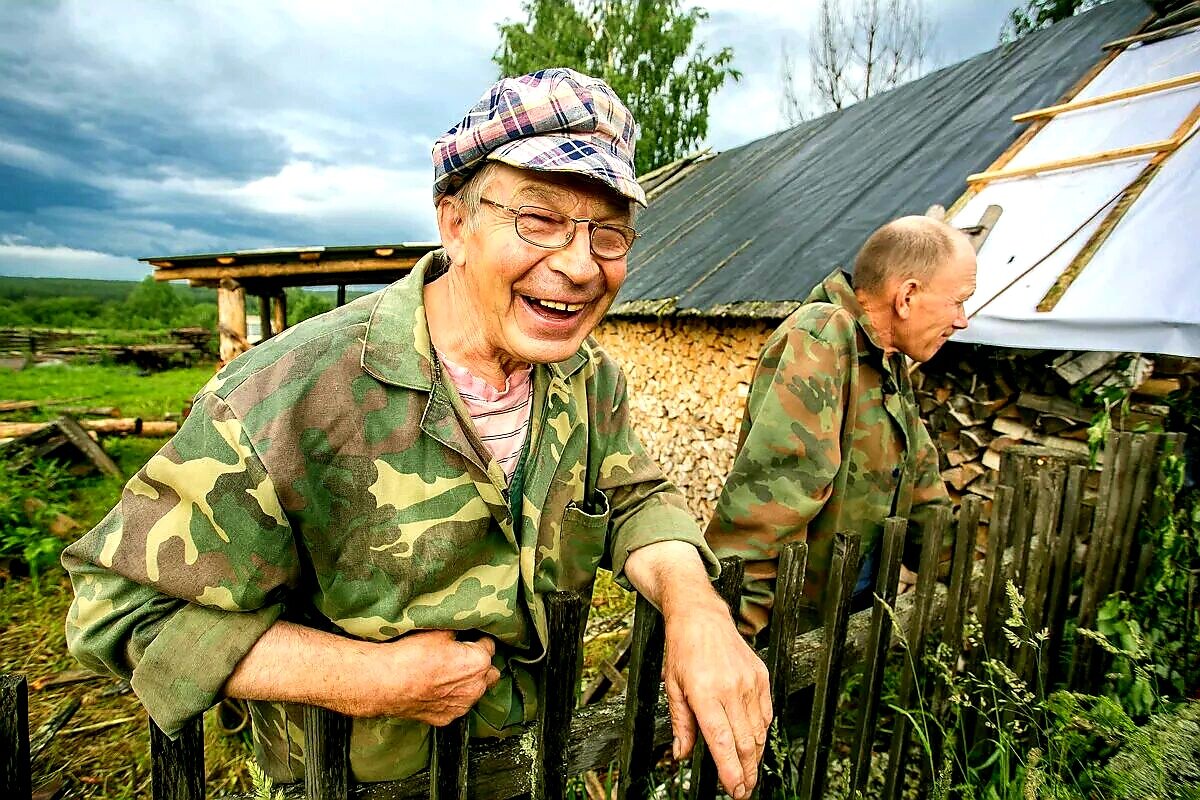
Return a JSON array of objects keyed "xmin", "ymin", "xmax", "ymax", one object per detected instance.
[
  {"xmin": 967, "ymin": 138, "xmax": 1175, "ymax": 184},
  {"xmin": 944, "ymin": 27, "xmax": 1136, "ymax": 213},
  {"xmin": 272, "ymin": 292, "xmax": 288, "ymax": 334},
  {"xmin": 152, "ymin": 256, "xmax": 421, "ymax": 283},
  {"xmin": 1037, "ymin": 98, "xmax": 1200, "ymax": 310},
  {"xmin": 1012, "ymin": 71, "xmax": 1200, "ymax": 123},
  {"xmin": 1102, "ymin": 17, "xmax": 1200, "ymax": 50}
]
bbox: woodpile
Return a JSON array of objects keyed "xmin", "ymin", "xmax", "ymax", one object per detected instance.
[
  {"xmin": 916, "ymin": 344, "xmax": 1196, "ymax": 538},
  {"xmin": 597, "ymin": 318, "xmax": 1198, "ymax": 533},
  {"xmin": 595, "ymin": 318, "xmax": 773, "ymax": 523}
]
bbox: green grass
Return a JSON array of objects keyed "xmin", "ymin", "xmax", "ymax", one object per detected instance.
[{"xmin": 0, "ymin": 362, "xmax": 215, "ymax": 421}]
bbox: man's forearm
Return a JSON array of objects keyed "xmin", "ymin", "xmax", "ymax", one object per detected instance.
[
  {"xmin": 622, "ymin": 540, "xmax": 728, "ymax": 616},
  {"xmin": 223, "ymin": 620, "xmax": 380, "ymax": 716}
]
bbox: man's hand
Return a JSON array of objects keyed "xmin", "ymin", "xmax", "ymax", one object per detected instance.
[
  {"xmin": 624, "ymin": 541, "xmax": 771, "ymax": 800},
  {"xmin": 360, "ymin": 630, "xmax": 500, "ymax": 725},
  {"xmin": 224, "ymin": 622, "xmax": 501, "ymax": 726}
]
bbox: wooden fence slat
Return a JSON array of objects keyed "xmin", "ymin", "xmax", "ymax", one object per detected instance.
[
  {"xmin": 532, "ymin": 592, "xmax": 590, "ymax": 800},
  {"xmin": 151, "ymin": 716, "xmax": 205, "ymax": 800},
  {"xmin": 1046, "ymin": 465, "xmax": 1087, "ymax": 687},
  {"xmin": 1072, "ymin": 431, "xmax": 1127, "ymax": 691},
  {"xmin": 617, "ymin": 593, "xmax": 666, "ymax": 800},
  {"xmin": 303, "ymin": 706, "xmax": 351, "ymax": 800},
  {"xmin": 848, "ymin": 519, "xmax": 906, "ymax": 798},
  {"xmin": 798, "ymin": 531, "xmax": 862, "ymax": 800},
  {"xmin": 688, "ymin": 557, "xmax": 745, "ymax": 800},
  {"xmin": 430, "ymin": 716, "xmax": 469, "ymax": 800},
  {"xmin": 759, "ymin": 541, "xmax": 809, "ymax": 800},
  {"xmin": 1012, "ymin": 476, "xmax": 1040, "ymax": 591},
  {"xmin": 927, "ymin": 496, "xmax": 981, "ymax": 783},
  {"xmin": 882, "ymin": 506, "xmax": 951, "ymax": 800},
  {"xmin": 1114, "ymin": 433, "xmax": 1158, "ymax": 593},
  {"xmin": 1, "ymin": 674, "xmax": 31, "ymax": 800},
  {"xmin": 978, "ymin": 486, "xmax": 1016, "ymax": 664},
  {"xmin": 1017, "ymin": 469, "xmax": 1064, "ymax": 685}
]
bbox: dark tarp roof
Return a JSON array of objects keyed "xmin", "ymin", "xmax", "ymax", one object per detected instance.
[{"xmin": 616, "ymin": 0, "xmax": 1150, "ymax": 317}]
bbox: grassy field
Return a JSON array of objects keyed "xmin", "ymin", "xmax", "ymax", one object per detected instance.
[{"xmin": 1, "ymin": 357, "xmax": 636, "ymax": 798}]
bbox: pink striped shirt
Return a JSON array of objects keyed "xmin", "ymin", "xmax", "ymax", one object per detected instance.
[{"xmin": 438, "ymin": 353, "xmax": 533, "ymax": 483}]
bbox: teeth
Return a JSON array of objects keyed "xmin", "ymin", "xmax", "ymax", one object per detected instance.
[{"xmin": 534, "ymin": 298, "xmax": 585, "ymax": 312}]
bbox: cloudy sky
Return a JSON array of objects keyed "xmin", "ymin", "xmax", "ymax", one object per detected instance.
[{"xmin": 0, "ymin": 0, "xmax": 1013, "ymax": 281}]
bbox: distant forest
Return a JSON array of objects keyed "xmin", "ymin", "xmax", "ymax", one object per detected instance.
[{"xmin": 0, "ymin": 276, "xmax": 363, "ymax": 331}]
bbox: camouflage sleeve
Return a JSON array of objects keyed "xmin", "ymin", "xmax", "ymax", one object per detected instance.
[
  {"xmin": 903, "ymin": 418, "xmax": 952, "ymax": 569},
  {"xmin": 62, "ymin": 391, "xmax": 298, "ymax": 737},
  {"xmin": 591, "ymin": 353, "xmax": 719, "ymax": 589},
  {"xmin": 705, "ymin": 321, "xmax": 851, "ymax": 638}
]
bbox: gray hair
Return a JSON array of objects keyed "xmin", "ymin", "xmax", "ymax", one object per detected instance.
[{"xmin": 851, "ymin": 217, "xmax": 966, "ymax": 296}]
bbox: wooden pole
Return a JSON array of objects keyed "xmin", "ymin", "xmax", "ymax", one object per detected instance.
[
  {"xmin": 532, "ymin": 592, "xmax": 590, "ymax": 800},
  {"xmin": 302, "ymin": 706, "xmax": 350, "ymax": 800},
  {"xmin": 430, "ymin": 716, "xmax": 469, "ymax": 800},
  {"xmin": 258, "ymin": 295, "xmax": 273, "ymax": 340},
  {"xmin": 1012, "ymin": 71, "xmax": 1200, "ymax": 122},
  {"xmin": 967, "ymin": 138, "xmax": 1176, "ymax": 184},
  {"xmin": 617, "ymin": 593, "xmax": 666, "ymax": 800},
  {"xmin": 688, "ymin": 558, "xmax": 744, "ymax": 800},
  {"xmin": 759, "ymin": 541, "xmax": 809, "ymax": 800},
  {"xmin": 217, "ymin": 277, "xmax": 248, "ymax": 363},
  {"xmin": 272, "ymin": 292, "xmax": 288, "ymax": 334},
  {"xmin": 0, "ymin": 674, "xmax": 30, "ymax": 800},
  {"xmin": 150, "ymin": 716, "xmax": 205, "ymax": 800},
  {"xmin": 336, "ymin": 284, "xmax": 347, "ymax": 308}
]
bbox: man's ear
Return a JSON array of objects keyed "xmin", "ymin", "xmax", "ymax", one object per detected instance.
[
  {"xmin": 436, "ymin": 197, "xmax": 468, "ymax": 267},
  {"xmin": 894, "ymin": 278, "xmax": 920, "ymax": 321}
]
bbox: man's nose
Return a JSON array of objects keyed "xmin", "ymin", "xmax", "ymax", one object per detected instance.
[
  {"xmin": 953, "ymin": 308, "xmax": 969, "ymax": 330},
  {"xmin": 548, "ymin": 228, "xmax": 600, "ymax": 284}
]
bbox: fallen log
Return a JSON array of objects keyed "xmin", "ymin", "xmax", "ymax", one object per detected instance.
[{"xmin": 0, "ymin": 418, "xmax": 177, "ymax": 439}]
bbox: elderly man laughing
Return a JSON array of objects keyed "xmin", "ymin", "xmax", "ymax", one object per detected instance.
[{"xmin": 62, "ymin": 69, "xmax": 770, "ymax": 797}]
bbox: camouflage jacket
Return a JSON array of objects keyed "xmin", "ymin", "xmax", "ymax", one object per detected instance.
[
  {"xmin": 706, "ymin": 270, "xmax": 949, "ymax": 640},
  {"xmin": 63, "ymin": 250, "xmax": 714, "ymax": 783}
]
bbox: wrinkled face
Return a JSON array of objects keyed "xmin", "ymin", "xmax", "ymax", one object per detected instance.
[
  {"xmin": 893, "ymin": 242, "xmax": 977, "ymax": 363},
  {"xmin": 440, "ymin": 164, "xmax": 631, "ymax": 366}
]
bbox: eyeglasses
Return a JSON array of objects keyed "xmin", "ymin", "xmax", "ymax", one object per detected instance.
[{"xmin": 480, "ymin": 198, "xmax": 639, "ymax": 259}]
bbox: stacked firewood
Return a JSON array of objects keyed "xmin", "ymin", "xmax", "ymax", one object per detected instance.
[{"xmin": 916, "ymin": 343, "xmax": 1196, "ymax": 539}]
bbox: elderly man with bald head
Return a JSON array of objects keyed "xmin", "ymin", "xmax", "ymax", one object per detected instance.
[{"xmin": 707, "ymin": 216, "xmax": 977, "ymax": 641}]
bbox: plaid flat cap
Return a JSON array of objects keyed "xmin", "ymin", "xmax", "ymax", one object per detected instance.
[{"xmin": 432, "ymin": 68, "xmax": 645, "ymax": 206}]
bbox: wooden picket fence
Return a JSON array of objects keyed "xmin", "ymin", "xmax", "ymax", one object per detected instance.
[{"xmin": 0, "ymin": 431, "xmax": 1189, "ymax": 800}]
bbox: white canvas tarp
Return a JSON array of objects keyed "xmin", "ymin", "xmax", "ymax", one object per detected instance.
[{"xmin": 952, "ymin": 28, "xmax": 1200, "ymax": 357}]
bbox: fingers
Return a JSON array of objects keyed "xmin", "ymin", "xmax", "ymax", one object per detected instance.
[
  {"xmin": 664, "ymin": 678, "xmax": 698, "ymax": 761},
  {"xmin": 463, "ymin": 634, "xmax": 497, "ymax": 659},
  {"xmin": 689, "ymin": 694, "xmax": 750, "ymax": 799}
]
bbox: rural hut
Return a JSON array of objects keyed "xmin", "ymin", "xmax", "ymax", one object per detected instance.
[{"xmin": 591, "ymin": 0, "xmax": 1200, "ymax": 528}]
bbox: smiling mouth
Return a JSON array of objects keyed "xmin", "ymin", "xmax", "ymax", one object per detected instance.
[{"xmin": 522, "ymin": 295, "xmax": 589, "ymax": 319}]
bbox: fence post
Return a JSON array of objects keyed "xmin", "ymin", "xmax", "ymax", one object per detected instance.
[
  {"xmin": 1, "ymin": 674, "xmax": 31, "ymax": 800},
  {"xmin": 759, "ymin": 541, "xmax": 809, "ymax": 800},
  {"xmin": 303, "ymin": 706, "xmax": 351, "ymax": 800},
  {"xmin": 882, "ymin": 506, "xmax": 951, "ymax": 800},
  {"xmin": 617, "ymin": 593, "xmax": 666, "ymax": 800},
  {"xmin": 797, "ymin": 531, "xmax": 861, "ymax": 800},
  {"xmin": 430, "ymin": 716, "xmax": 469, "ymax": 800},
  {"xmin": 848, "ymin": 519, "xmax": 906, "ymax": 799},
  {"xmin": 150, "ymin": 716, "xmax": 205, "ymax": 800},
  {"xmin": 688, "ymin": 557, "xmax": 745, "ymax": 800},
  {"xmin": 532, "ymin": 591, "xmax": 589, "ymax": 800}
]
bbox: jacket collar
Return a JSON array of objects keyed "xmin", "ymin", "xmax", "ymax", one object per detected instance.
[
  {"xmin": 806, "ymin": 269, "xmax": 891, "ymax": 358},
  {"xmin": 361, "ymin": 249, "xmax": 588, "ymax": 390}
]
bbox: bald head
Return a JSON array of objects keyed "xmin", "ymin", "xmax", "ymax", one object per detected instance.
[{"xmin": 852, "ymin": 216, "xmax": 974, "ymax": 298}]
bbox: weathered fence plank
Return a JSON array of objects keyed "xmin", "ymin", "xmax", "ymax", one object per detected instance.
[
  {"xmin": 1, "ymin": 674, "xmax": 31, "ymax": 800},
  {"xmin": 882, "ymin": 506, "xmax": 951, "ymax": 800},
  {"xmin": 617, "ymin": 593, "xmax": 666, "ymax": 800},
  {"xmin": 304, "ymin": 706, "xmax": 351, "ymax": 800},
  {"xmin": 1046, "ymin": 465, "xmax": 1087, "ymax": 687},
  {"xmin": 848, "ymin": 519, "xmax": 906, "ymax": 798},
  {"xmin": 151, "ymin": 716, "xmax": 205, "ymax": 800},
  {"xmin": 688, "ymin": 557, "xmax": 744, "ymax": 800},
  {"xmin": 430, "ymin": 716, "xmax": 469, "ymax": 800},
  {"xmin": 798, "ymin": 531, "xmax": 861, "ymax": 800},
  {"xmin": 759, "ymin": 541, "xmax": 809, "ymax": 800},
  {"xmin": 532, "ymin": 592, "xmax": 590, "ymax": 800}
]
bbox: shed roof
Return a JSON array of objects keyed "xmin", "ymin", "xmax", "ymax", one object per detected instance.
[{"xmin": 612, "ymin": 0, "xmax": 1150, "ymax": 317}]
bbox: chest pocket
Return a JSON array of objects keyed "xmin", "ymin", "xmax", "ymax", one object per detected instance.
[{"xmin": 556, "ymin": 490, "xmax": 611, "ymax": 590}]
